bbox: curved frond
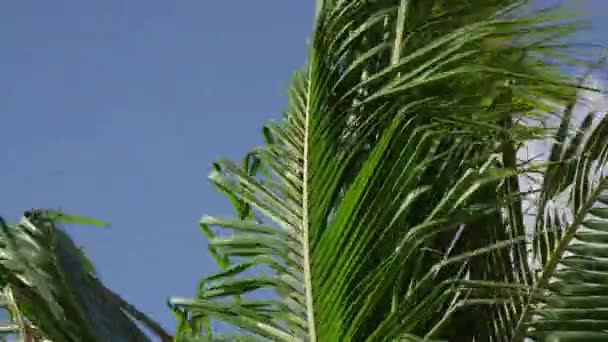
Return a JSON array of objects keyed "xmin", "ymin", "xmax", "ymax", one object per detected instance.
[{"xmin": 0, "ymin": 209, "xmax": 172, "ymax": 342}]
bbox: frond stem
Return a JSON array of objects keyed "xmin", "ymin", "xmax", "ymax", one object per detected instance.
[{"xmin": 302, "ymin": 62, "xmax": 317, "ymax": 341}]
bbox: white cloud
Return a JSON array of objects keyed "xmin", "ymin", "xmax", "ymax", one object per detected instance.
[
  {"xmin": 578, "ymin": 75, "xmax": 608, "ymax": 115},
  {"xmin": 517, "ymin": 74, "xmax": 608, "ymax": 239},
  {"xmin": 518, "ymin": 74, "xmax": 608, "ymax": 170}
]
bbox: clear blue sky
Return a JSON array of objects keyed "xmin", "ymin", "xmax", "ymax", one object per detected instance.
[{"xmin": 0, "ymin": 0, "xmax": 606, "ymax": 334}]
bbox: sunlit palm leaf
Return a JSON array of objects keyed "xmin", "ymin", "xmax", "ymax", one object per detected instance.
[{"xmin": 169, "ymin": 1, "xmax": 599, "ymax": 341}]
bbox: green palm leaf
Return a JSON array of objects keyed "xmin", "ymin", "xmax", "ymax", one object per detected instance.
[
  {"xmin": 0, "ymin": 209, "xmax": 172, "ymax": 342},
  {"xmin": 170, "ymin": 1, "xmax": 599, "ymax": 341},
  {"xmin": 516, "ymin": 111, "xmax": 608, "ymax": 341},
  {"xmin": 447, "ymin": 62, "xmax": 608, "ymax": 341}
]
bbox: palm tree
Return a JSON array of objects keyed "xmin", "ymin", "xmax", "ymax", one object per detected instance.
[
  {"xmin": 166, "ymin": 0, "xmax": 608, "ymax": 341},
  {"xmin": 1, "ymin": 0, "xmax": 607, "ymax": 341}
]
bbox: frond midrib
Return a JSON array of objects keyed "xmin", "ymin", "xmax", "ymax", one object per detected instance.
[{"xmin": 301, "ymin": 54, "xmax": 317, "ymax": 342}]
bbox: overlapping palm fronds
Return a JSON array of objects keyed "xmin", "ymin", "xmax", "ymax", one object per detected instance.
[
  {"xmin": 0, "ymin": 209, "xmax": 172, "ymax": 342},
  {"xmin": 169, "ymin": 1, "xmax": 606, "ymax": 341},
  {"xmin": 0, "ymin": 0, "xmax": 604, "ymax": 341},
  {"xmin": 498, "ymin": 90, "xmax": 608, "ymax": 341}
]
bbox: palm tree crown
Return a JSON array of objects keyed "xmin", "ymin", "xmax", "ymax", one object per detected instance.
[
  {"xmin": 169, "ymin": 1, "xmax": 608, "ymax": 341},
  {"xmin": 2, "ymin": 1, "xmax": 608, "ymax": 341}
]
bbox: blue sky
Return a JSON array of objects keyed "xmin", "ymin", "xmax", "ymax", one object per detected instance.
[{"xmin": 0, "ymin": 0, "xmax": 606, "ymax": 335}]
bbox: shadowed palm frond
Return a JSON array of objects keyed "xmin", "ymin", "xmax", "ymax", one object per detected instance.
[
  {"xmin": 0, "ymin": 209, "xmax": 173, "ymax": 342},
  {"xmin": 516, "ymin": 108, "xmax": 608, "ymax": 341}
]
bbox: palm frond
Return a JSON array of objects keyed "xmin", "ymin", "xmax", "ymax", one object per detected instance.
[
  {"xmin": 455, "ymin": 65, "xmax": 608, "ymax": 341},
  {"xmin": 165, "ymin": 1, "xmax": 605, "ymax": 341},
  {"xmin": 0, "ymin": 209, "xmax": 172, "ymax": 342},
  {"xmin": 521, "ymin": 110, "xmax": 608, "ymax": 341}
]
